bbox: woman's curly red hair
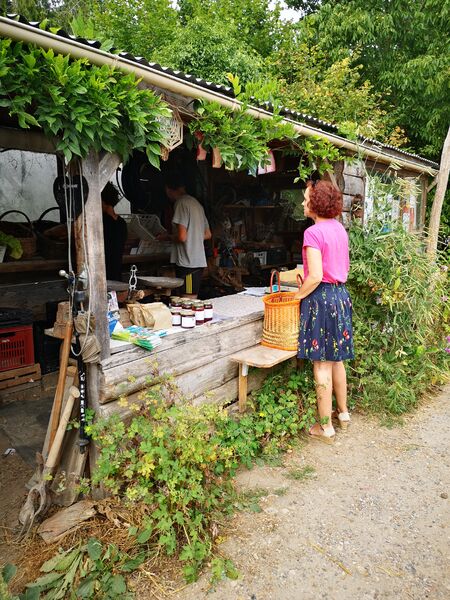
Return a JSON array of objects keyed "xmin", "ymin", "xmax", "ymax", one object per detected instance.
[{"xmin": 307, "ymin": 180, "xmax": 343, "ymax": 218}]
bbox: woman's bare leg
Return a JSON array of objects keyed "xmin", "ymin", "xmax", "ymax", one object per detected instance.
[
  {"xmin": 312, "ymin": 361, "xmax": 334, "ymax": 434},
  {"xmin": 332, "ymin": 361, "xmax": 348, "ymax": 414}
]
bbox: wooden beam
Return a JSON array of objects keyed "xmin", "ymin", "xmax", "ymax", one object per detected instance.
[
  {"xmin": 0, "ymin": 127, "xmax": 57, "ymax": 154},
  {"xmin": 77, "ymin": 151, "xmax": 110, "ymax": 360},
  {"xmin": 98, "ymin": 152, "xmax": 121, "ymax": 190}
]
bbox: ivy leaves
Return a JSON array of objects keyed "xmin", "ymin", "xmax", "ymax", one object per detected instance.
[{"xmin": 0, "ymin": 40, "xmax": 171, "ymax": 164}]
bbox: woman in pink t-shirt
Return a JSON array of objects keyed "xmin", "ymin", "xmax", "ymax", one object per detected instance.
[{"xmin": 295, "ymin": 180, "xmax": 354, "ymax": 444}]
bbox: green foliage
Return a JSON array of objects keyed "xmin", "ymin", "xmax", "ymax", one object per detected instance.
[
  {"xmin": 14, "ymin": 540, "xmax": 141, "ymax": 599},
  {"xmin": 347, "ymin": 221, "xmax": 449, "ymax": 414},
  {"xmin": 269, "ymin": 40, "xmax": 396, "ymax": 142},
  {"xmin": 286, "ymin": 465, "xmax": 316, "ymax": 481},
  {"xmin": 189, "ymin": 91, "xmax": 296, "ymax": 172},
  {"xmin": 0, "ymin": 39, "xmax": 171, "ymax": 163},
  {"xmin": 154, "ymin": 14, "xmax": 263, "ymax": 85},
  {"xmin": 188, "ymin": 74, "xmax": 344, "ymax": 176},
  {"xmin": 89, "ymin": 0, "xmax": 178, "ymax": 59},
  {"xmin": 0, "ymin": 231, "xmax": 22, "ymax": 259},
  {"xmin": 85, "ymin": 367, "xmax": 316, "ymax": 582},
  {"xmin": 293, "ymin": 136, "xmax": 343, "ymax": 181},
  {"xmin": 299, "ymin": 0, "xmax": 450, "ymax": 157}
]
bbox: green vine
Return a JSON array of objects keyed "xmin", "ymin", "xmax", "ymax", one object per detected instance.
[
  {"xmin": 189, "ymin": 75, "xmax": 345, "ymax": 178},
  {"xmin": 0, "ymin": 39, "xmax": 171, "ymax": 165}
]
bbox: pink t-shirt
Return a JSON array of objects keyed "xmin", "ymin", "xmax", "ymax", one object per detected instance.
[{"xmin": 302, "ymin": 219, "xmax": 350, "ymax": 283}]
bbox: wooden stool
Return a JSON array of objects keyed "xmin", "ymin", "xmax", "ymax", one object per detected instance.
[{"xmin": 230, "ymin": 344, "xmax": 297, "ymax": 412}]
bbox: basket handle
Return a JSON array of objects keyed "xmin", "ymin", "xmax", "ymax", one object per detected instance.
[
  {"xmin": 269, "ymin": 269, "xmax": 281, "ymax": 293},
  {"xmin": 0, "ymin": 210, "xmax": 32, "ymax": 225},
  {"xmin": 297, "ymin": 273, "xmax": 304, "ymax": 289},
  {"xmin": 37, "ymin": 207, "xmax": 60, "ymax": 222}
]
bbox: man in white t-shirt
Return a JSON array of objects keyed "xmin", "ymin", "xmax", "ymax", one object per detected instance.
[{"xmin": 162, "ymin": 172, "xmax": 211, "ymax": 298}]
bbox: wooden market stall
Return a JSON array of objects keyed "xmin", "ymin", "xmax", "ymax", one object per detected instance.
[{"xmin": 0, "ymin": 15, "xmax": 440, "ymax": 497}]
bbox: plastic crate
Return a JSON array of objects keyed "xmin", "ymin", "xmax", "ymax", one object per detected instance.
[{"xmin": 0, "ymin": 325, "xmax": 35, "ymax": 372}]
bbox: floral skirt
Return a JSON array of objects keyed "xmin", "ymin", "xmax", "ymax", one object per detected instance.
[{"xmin": 297, "ymin": 283, "xmax": 354, "ymax": 362}]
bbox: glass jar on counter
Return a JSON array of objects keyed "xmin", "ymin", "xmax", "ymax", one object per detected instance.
[
  {"xmin": 181, "ymin": 300, "xmax": 193, "ymax": 311},
  {"xmin": 193, "ymin": 301, "xmax": 205, "ymax": 325},
  {"xmin": 203, "ymin": 301, "xmax": 213, "ymax": 322},
  {"xmin": 171, "ymin": 308, "xmax": 181, "ymax": 326},
  {"xmin": 180, "ymin": 309, "xmax": 195, "ymax": 329},
  {"xmin": 170, "ymin": 297, "xmax": 181, "ymax": 312}
]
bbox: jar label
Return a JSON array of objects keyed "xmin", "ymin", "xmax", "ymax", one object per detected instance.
[
  {"xmin": 181, "ymin": 315, "xmax": 196, "ymax": 328},
  {"xmin": 172, "ymin": 313, "xmax": 181, "ymax": 326},
  {"xmin": 204, "ymin": 308, "xmax": 213, "ymax": 319}
]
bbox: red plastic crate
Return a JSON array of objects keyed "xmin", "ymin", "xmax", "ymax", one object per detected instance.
[{"xmin": 0, "ymin": 325, "xmax": 35, "ymax": 372}]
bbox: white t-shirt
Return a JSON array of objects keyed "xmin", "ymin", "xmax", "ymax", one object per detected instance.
[{"xmin": 170, "ymin": 194, "xmax": 210, "ymax": 268}]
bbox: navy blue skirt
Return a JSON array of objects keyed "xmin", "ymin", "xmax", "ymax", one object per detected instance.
[{"xmin": 297, "ymin": 283, "xmax": 354, "ymax": 362}]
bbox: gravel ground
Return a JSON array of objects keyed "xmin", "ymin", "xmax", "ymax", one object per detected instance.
[{"xmin": 170, "ymin": 385, "xmax": 450, "ymax": 600}]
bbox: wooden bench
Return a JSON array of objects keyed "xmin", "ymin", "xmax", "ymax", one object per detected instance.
[{"xmin": 230, "ymin": 344, "xmax": 297, "ymax": 412}]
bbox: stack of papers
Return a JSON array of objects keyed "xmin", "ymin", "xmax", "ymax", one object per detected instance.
[{"xmin": 112, "ymin": 326, "xmax": 166, "ymax": 351}]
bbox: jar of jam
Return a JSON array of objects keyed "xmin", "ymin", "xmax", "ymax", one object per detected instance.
[
  {"xmin": 170, "ymin": 297, "xmax": 181, "ymax": 312},
  {"xmin": 181, "ymin": 300, "xmax": 193, "ymax": 311},
  {"xmin": 181, "ymin": 309, "xmax": 195, "ymax": 329},
  {"xmin": 171, "ymin": 308, "xmax": 181, "ymax": 326},
  {"xmin": 203, "ymin": 301, "xmax": 213, "ymax": 322},
  {"xmin": 193, "ymin": 301, "xmax": 205, "ymax": 325}
]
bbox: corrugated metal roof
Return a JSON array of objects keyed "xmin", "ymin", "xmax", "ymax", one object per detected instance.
[{"xmin": 3, "ymin": 14, "xmax": 439, "ymax": 170}]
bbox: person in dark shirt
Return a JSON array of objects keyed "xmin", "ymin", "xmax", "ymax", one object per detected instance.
[{"xmin": 102, "ymin": 182, "xmax": 127, "ymax": 281}]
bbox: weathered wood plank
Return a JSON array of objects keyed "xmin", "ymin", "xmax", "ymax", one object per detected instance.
[
  {"xmin": 192, "ymin": 366, "xmax": 274, "ymax": 407},
  {"xmin": 38, "ymin": 500, "xmax": 96, "ymax": 543},
  {"xmin": 98, "ymin": 152, "xmax": 121, "ymax": 191},
  {"xmin": 343, "ymin": 160, "xmax": 365, "ymax": 178},
  {"xmin": 342, "ymin": 194, "xmax": 353, "ymax": 211},
  {"xmin": 79, "ymin": 151, "xmax": 109, "ymax": 360},
  {"xmin": 343, "ymin": 174, "xmax": 365, "ymax": 197},
  {"xmin": 100, "ymin": 312, "xmax": 263, "ymax": 371},
  {"xmin": 100, "ymin": 318, "xmax": 263, "ymax": 403},
  {"xmin": 0, "ymin": 127, "xmax": 57, "ymax": 154}
]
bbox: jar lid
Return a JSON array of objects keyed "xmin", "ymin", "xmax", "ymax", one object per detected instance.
[{"xmin": 180, "ymin": 309, "xmax": 194, "ymax": 316}]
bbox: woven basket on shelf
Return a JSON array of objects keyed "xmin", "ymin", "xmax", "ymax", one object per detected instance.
[
  {"xmin": 261, "ymin": 271, "xmax": 303, "ymax": 351},
  {"xmin": 0, "ymin": 210, "xmax": 36, "ymax": 259},
  {"xmin": 34, "ymin": 207, "xmax": 68, "ymax": 260}
]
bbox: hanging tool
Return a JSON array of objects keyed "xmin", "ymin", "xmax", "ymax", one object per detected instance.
[
  {"xmin": 19, "ymin": 386, "xmax": 81, "ymax": 536},
  {"xmin": 47, "ymin": 319, "xmax": 73, "ymax": 452},
  {"xmin": 72, "ymin": 288, "xmax": 90, "ymax": 453},
  {"xmin": 128, "ymin": 264, "xmax": 137, "ymax": 300}
]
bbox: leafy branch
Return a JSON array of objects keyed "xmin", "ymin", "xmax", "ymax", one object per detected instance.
[{"xmin": 0, "ymin": 39, "xmax": 171, "ymax": 165}]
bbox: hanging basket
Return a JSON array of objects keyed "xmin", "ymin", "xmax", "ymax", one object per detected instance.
[
  {"xmin": 0, "ymin": 210, "xmax": 37, "ymax": 259},
  {"xmin": 261, "ymin": 271, "xmax": 303, "ymax": 351},
  {"xmin": 33, "ymin": 207, "xmax": 68, "ymax": 260}
]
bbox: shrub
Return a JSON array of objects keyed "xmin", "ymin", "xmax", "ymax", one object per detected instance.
[
  {"xmin": 86, "ymin": 368, "xmax": 316, "ymax": 582},
  {"xmin": 347, "ymin": 223, "xmax": 449, "ymax": 414}
]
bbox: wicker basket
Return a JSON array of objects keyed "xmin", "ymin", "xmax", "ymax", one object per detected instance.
[
  {"xmin": 34, "ymin": 207, "xmax": 68, "ymax": 259},
  {"xmin": 0, "ymin": 210, "xmax": 36, "ymax": 259},
  {"xmin": 261, "ymin": 271, "xmax": 303, "ymax": 351}
]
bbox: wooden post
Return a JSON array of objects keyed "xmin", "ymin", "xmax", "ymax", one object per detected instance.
[
  {"xmin": 238, "ymin": 363, "xmax": 248, "ymax": 413},
  {"xmin": 76, "ymin": 151, "xmax": 110, "ymax": 360},
  {"xmin": 427, "ymin": 126, "xmax": 450, "ymax": 258}
]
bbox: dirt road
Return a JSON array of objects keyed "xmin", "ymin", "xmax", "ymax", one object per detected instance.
[{"xmin": 175, "ymin": 386, "xmax": 450, "ymax": 600}]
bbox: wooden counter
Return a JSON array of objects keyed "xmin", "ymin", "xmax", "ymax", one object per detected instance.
[{"xmin": 97, "ymin": 293, "xmax": 279, "ymax": 420}]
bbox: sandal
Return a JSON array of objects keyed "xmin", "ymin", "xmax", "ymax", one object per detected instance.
[
  {"xmin": 308, "ymin": 424, "xmax": 335, "ymax": 445},
  {"xmin": 332, "ymin": 410, "xmax": 351, "ymax": 431}
]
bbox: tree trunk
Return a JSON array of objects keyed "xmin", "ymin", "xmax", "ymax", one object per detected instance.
[{"xmin": 427, "ymin": 126, "xmax": 450, "ymax": 258}]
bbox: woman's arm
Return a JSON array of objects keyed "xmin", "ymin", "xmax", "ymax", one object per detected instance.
[{"xmin": 295, "ymin": 247, "xmax": 323, "ymax": 300}]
